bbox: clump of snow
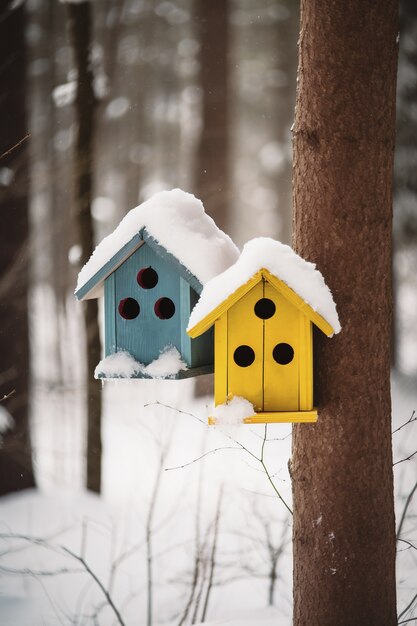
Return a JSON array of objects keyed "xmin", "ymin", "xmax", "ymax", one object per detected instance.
[
  {"xmin": 94, "ymin": 346, "xmax": 187, "ymax": 379},
  {"xmin": 76, "ymin": 189, "xmax": 239, "ymax": 293},
  {"xmin": 188, "ymin": 237, "xmax": 341, "ymax": 335},
  {"xmin": 0, "ymin": 406, "xmax": 15, "ymax": 445},
  {"xmin": 95, "ymin": 351, "xmax": 141, "ymax": 378},
  {"xmin": 212, "ymin": 396, "xmax": 255, "ymax": 425},
  {"xmin": 144, "ymin": 346, "xmax": 187, "ymax": 378}
]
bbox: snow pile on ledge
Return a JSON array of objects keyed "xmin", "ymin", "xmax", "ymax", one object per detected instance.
[
  {"xmin": 188, "ymin": 237, "xmax": 341, "ymax": 334},
  {"xmin": 76, "ymin": 189, "xmax": 239, "ymax": 292},
  {"xmin": 212, "ymin": 396, "xmax": 255, "ymax": 424},
  {"xmin": 94, "ymin": 347, "xmax": 187, "ymax": 379}
]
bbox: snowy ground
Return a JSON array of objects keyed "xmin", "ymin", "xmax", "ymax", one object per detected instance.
[
  {"xmin": 0, "ymin": 372, "xmax": 416, "ymax": 625},
  {"xmin": 0, "ymin": 290, "xmax": 416, "ymax": 625}
]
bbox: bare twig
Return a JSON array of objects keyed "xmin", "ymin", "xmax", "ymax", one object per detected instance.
[
  {"xmin": 393, "ymin": 411, "xmax": 416, "ymax": 435},
  {"xmin": 0, "ymin": 389, "xmax": 15, "ymax": 402},
  {"xmin": 200, "ymin": 486, "xmax": 223, "ymax": 621},
  {"xmin": 60, "ymin": 546, "xmax": 125, "ymax": 626},
  {"xmin": 0, "ymin": 564, "xmax": 82, "ymax": 576},
  {"xmin": 165, "ymin": 446, "xmax": 243, "ymax": 471},
  {"xmin": 152, "ymin": 402, "xmax": 293, "ymax": 515},
  {"xmin": 0, "ymin": 533, "xmax": 125, "ymax": 626},
  {"xmin": 397, "ymin": 481, "xmax": 417, "ymax": 542},
  {"xmin": 144, "ymin": 401, "xmax": 205, "ymax": 425},
  {"xmin": 398, "ymin": 589, "xmax": 417, "ymax": 621},
  {"xmin": 0, "ymin": 133, "xmax": 30, "ymax": 160},
  {"xmin": 394, "ymin": 449, "xmax": 417, "ymax": 467}
]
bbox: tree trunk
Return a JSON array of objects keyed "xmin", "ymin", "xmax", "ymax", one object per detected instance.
[
  {"xmin": 291, "ymin": 2, "xmax": 398, "ymax": 625},
  {"xmin": 0, "ymin": 1, "xmax": 36, "ymax": 496},
  {"xmin": 67, "ymin": 2, "xmax": 102, "ymax": 493},
  {"xmin": 195, "ymin": 0, "xmax": 230, "ymax": 232}
]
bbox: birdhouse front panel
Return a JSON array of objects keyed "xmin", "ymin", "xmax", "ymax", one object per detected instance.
[
  {"xmin": 223, "ymin": 277, "xmax": 310, "ymax": 414},
  {"xmin": 109, "ymin": 243, "xmax": 182, "ymax": 363}
]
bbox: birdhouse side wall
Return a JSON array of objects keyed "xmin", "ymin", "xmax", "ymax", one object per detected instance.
[
  {"xmin": 189, "ymin": 287, "xmax": 214, "ymax": 368},
  {"xmin": 104, "ymin": 272, "xmax": 116, "ymax": 356},
  {"xmin": 180, "ymin": 280, "xmax": 214, "ymax": 368}
]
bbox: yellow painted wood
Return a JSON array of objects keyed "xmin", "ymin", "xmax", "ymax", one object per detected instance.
[
  {"xmin": 243, "ymin": 410, "xmax": 318, "ymax": 424},
  {"xmin": 187, "ymin": 271, "xmax": 264, "ymax": 337},
  {"xmin": 298, "ymin": 316, "xmax": 314, "ymax": 410},
  {"xmin": 214, "ymin": 314, "xmax": 228, "ymax": 406},
  {"xmin": 208, "ymin": 410, "xmax": 318, "ymax": 425},
  {"xmin": 227, "ymin": 282, "xmax": 263, "ymax": 411},
  {"xmin": 263, "ymin": 281, "xmax": 300, "ymax": 411}
]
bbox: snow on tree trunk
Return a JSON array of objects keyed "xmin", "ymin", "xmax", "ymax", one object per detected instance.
[
  {"xmin": 291, "ymin": 1, "xmax": 398, "ymax": 625},
  {"xmin": 0, "ymin": 1, "xmax": 36, "ymax": 495},
  {"xmin": 67, "ymin": 2, "xmax": 102, "ymax": 494}
]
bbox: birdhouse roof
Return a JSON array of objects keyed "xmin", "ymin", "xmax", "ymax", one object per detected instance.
[
  {"xmin": 75, "ymin": 189, "xmax": 239, "ymax": 300},
  {"xmin": 187, "ymin": 237, "xmax": 341, "ymax": 338}
]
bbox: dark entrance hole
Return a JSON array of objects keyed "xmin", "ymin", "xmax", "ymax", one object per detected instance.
[
  {"xmin": 118, "ymin": 297, "xmax": 140, "ymax": 320},
  {"xmin": 273, "ymin": 343, "xmax": 294, "ymax": 365},
  {"xmin": 154, "ymin": 297, "xmax": 175, "ymax": 320},
  {"xmin": 233, "ymin": 345, "xmax": 255, "ymax": 367},
  {"xmin": 254, "ymin": 298, "xmax": 276, "ymax": 319},
  {"xmin": 137, "ymin": 267, "xmax": 158, "ymax": 289}
]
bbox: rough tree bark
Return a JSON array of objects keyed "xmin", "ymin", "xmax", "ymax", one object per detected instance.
[
  {"xmin": 67, "ymin": 2, "xmax": 102, "ymax": 493},
  {"xmin": 195, "ymin": 0, "xmax": 230, "ymax": 232},
  {"xmin": 291, "ymin": 2, "xmax": 398, "ymax": 625},
  {"xmin": 0, "ymin": 1, "xmax": 36, "ymax": 495}
]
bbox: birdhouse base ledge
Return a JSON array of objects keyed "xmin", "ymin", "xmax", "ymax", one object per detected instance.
[{"xmin": 208, "ymin": 409, "xmax": 318, "ymax": 425}]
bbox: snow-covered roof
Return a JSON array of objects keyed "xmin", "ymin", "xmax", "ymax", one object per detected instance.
[
  {"xmin": 188, "ymin": 237, "xmax": 341, "ymax": 335},
  {"xmin": 75, "ymin": 189, "xmax": 239, "ymax": 297}
]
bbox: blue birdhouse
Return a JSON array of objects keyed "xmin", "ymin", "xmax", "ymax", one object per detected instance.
[{"xmin": 75, "ymin": 189, "xmax": 239, "ymax": 380}]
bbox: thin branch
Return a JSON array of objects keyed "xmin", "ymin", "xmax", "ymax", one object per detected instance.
[
  {"xmin": 393, "ymin": 411, "xmax": 416, "ymax": 435},
  {"xmin": 394, "ymin": 449, "xmax": 417, "ymax": 466},
  {"xmin": 0, "ymin": 533, "xmax": 125, "ymax": 626},
  {"xmin": 0, "ymin": 133, "xmax": 30, "ymax": 160},
  {"xmin": 398, "ymin": 615, "xmax": 417, "ymax": 626},
  {"xmin": 200, "ymin": 486, "xmax": 223, "ymax": 621},
  {"xmin": 0, "ymin": 389, "xmax": 15, "ymax": 402},
  {"xmin": 397, "ymin": 538, "xmax": 417, "ymax": 552},
  {"xmin": 61, "ymin": 546, "xmax": 125, "ymax": 626},
  {"xmin": 144, "ymin": 401, "xmax": 205, "ymax": 425},
  {"xmin": 397, "ymin": 480, "xmax": 417, "ymax": 542},
  {"xmin": 154, "ymin": 402, "xmax": 293, "ymax": 515},
  {"xmin": 165, "ymin": 446, "xmax": 243, "ymax": 471},
  {"xmin": 0, "ymin": 564, "xmax": 82, "ymax": 576}
]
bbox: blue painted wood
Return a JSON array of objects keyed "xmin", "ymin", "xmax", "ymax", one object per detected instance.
[
  {"xmin": 189, "ymin": 287, "xmax": 214, "ymax": 368},
  {"xmin": 142, "ymin": 229, "xmax": 202, "ymax": 294},
  {"xmin": 180, "ymin": 278, "xmax": 192, "ymax": 367},
  {"xmin": 75, "ymin": 233, "xmax": 144, "ymax": 300},
  {"xmin": 104, "ymin": 273, "xmax": 116, "ymax": 356},
  {"xmin": 114, "ymin": 242, "xmax": 182, "ymax": 364}
]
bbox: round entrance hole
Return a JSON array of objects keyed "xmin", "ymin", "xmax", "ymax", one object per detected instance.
[
  {"xmin": 233, "ymin": 345, "xmax": 255, "ymax": 367},
  {"xmin": 273, "ymin": 343, "xmax": 294, "ymax": 365},
  {"xmin": 254, "ymin": 298, "xmax": 276, "ymax": 319},
  {"xmin": 118, "ymin": 297, "xmax": 140, "ymax": 320},
  {"xmin": 154, "ymin": 297, "xmax": 175, "ymax": 320},
  {"xmin": 137, "ymin": 267, "xmax": 158, "ymax": 289}
]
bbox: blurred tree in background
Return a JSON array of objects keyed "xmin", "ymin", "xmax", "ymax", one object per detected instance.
[{"xmin": 0, "ymin": 0, "xmax": 35, "ymax": 495}]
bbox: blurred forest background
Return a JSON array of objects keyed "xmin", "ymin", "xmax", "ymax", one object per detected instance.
[{"xmin": 1, "ymin": 0, "xmax": 417, "ymax": 624}]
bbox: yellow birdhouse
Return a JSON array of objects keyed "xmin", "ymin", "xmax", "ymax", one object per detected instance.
[{"xmin": 187, "ymin": 238, "xmax": 341, "ymax": 424}]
